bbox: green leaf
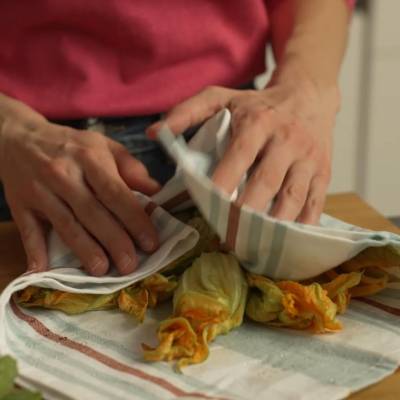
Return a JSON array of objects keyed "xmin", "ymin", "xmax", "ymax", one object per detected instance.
[
  {"xmin": 0, "ymin": 356, "xmax": 18, "ymax": 397},
  {"xmin": 2, "ymin": 388, "xmax": 42, "ymax": 400}
]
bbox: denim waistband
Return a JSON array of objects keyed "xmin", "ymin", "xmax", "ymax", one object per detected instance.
[{"xmin": 51, "ymin": 114, "xmax": 162, "ymax": 132}]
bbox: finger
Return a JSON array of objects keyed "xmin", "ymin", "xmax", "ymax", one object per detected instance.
[
  {"xmin": 36, "ymin": 186, "xmax": 110, "ymax": 276},
  {"xmin": 109, "ymin": 140, "xmax": 160, "ymax": 195},
  {"xmin": 212, "ymin": 107, "xmax": 280, "ymax": 194},
  {"xmin": 12, "ymin": 208, "xmax": 48, "ymax": 272},
  {"xmin": 297, "ymin": 174, "xmax": 330, "ymax": 225},
  {"xmin": 237, "ymin": 135, "xmax": 295, "ymax": 211},
  {"xmin": 47, "ymin": 169, "xmax": 139, "ymax": 275},
  {"xmin": 146, "ymin": 86, "xmax": 234, "ymax": 138},
  {"xmin": 82, "ymin": 155, "xmax": 159, "ymax": 254},
  {"xmin": 269, "ymin": 162, "xmax": 313, "ymax": 221}
]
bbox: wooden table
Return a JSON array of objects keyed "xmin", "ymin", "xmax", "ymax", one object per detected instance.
[{"xmin": 1, "ymin": 193, "xmax": 399, "ymax": 399}]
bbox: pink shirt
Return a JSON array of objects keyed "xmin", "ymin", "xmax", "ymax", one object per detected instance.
[{"xmin": 0, "ymin": 1, "xmax": 354, "ymax": 119}]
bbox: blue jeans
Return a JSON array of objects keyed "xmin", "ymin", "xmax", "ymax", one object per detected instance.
[{"xmin": 0, "ymin": 115, "xmax": 177, "ymax": 221}]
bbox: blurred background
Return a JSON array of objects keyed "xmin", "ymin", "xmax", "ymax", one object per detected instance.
[
  {"xmin": 258, "ymin": 0, "xmax": 400, "ymax": 219},
  {"xmin": 331, "ymin": 0, "xmax": 400, "ymax": 219}
]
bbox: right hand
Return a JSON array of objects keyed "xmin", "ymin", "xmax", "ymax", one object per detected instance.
[{"xmin": 0, "ymin": 99, "xmax": 161, "ymax": 276}]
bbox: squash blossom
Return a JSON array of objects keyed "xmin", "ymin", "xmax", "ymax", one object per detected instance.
[
  {"xmin": 337, "ymin": 245, "xmax": 400, "ymax": 297},
  {"xmin": 15, "ymin": 273, "xmax": 177, "ymax": 322},
  {"xmin": 143, "ymin": 252, "xmax": 248, "ymax": 371},
  {"xmin": 246, "ymin": 272, "xmax": 362, "ymax": 333}
]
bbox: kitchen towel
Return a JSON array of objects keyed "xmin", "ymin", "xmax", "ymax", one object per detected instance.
[
  {"xmin": 1, "ymin": 108, "xmax": 400, "ymax": 400},
  {"xmin": 157, "ymin": 108, "xmax": 400, "ymax": 280}
]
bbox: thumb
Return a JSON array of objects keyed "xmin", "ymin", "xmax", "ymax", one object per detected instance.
[
  {"xmin": 111, "ymin": 142, "xmax": 160, "ymax": 195},
  {"xmin": 146, "ymin": 86, "xmax": 234, "ymax": 139}
]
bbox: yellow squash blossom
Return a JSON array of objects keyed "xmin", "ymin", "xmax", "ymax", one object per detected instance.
[
  {"xmin": 16, "ymin": 273, "xmax": 177, "ymax": 322},
  {"xmin": 322, "ymin": 272, "xmax": 363, "ymax": 313},
  {"xmin": 16, "ymin": 286, "xmax": 117, "ymax": 314},
  {"xmin": 246, "ymin": 272, "xmax": 362, "ymax": 333},
  {"xmin": 143, "ymin": 252, "xmax": 248, "ymax": 371},
  {"xmin": 337, "ymin": 245, "xmax": 399, "ymax": 297}
]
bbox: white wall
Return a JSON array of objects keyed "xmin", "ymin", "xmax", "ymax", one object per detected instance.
[
  {"xmin": 330, "ymin": 12, "xmax": 366, "ymax": 194},
  {"xmin": 361, "ymin": 0, "xmax": 400, "ymax": 216}
]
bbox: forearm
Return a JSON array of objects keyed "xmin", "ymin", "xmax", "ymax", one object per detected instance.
[{"xmin": 268, "ymin": 0, "xmax": 351, "ymax": 92}]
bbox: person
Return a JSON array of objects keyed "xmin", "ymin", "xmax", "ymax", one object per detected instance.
[{"xmin": 0, "ymin": 0, "xmax": 354, "ymax": 276}]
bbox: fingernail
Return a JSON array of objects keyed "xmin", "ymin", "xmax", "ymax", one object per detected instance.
[
  {"xmin": 138, "ymin": 233, "xmax": 157, "ymax": 253},
  {"xmin": 118, "ymin": 253, "xmax": 136, "ymax": 274},
  {"xmin": 90, "ymin": 257, "xmax": 107, "ymax": 276},
  {"xmin": 146, "ymin": 124, "xmax": 159, "ymax": 139}
]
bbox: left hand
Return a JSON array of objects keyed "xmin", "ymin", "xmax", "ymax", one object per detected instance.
[{"xmin": 147, "ymin": 76, "xmax": 340, "ymax": 224}]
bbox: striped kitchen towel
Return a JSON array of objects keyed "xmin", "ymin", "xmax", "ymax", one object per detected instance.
[
  {"xmin": 1, "ymin": 108, "xmax": 400, "ymax": 400},
  {"xmin": 157, "ymin": 108, "xmax": 400, "ymax": 280},
  {"xmin": 0, "ymin": 276, "xmax": 399, "ymax": 400}
]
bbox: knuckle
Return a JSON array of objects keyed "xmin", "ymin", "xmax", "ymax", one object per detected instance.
[
  {"xmin": 283, "ymin": 182, "xmax": 307, "ymax": 204},
  {"xmin": 231, "ymin": 107, "xmax": 247, "ymax": 128},
  {"xmin": 283, "ymin": 120, "xmax": 309, "ymax": 145},
  {"xmin": 46, "ymin": 159, "xmax": 69, "ymax": 180},
  {"xmin": 100, "ymin": 180, "xmax": 122, "ymax": 203},
  {"xmin": 243, "ymin": 106, "xmax": 278, "ymax": 128},
  {"xmin": 247, "ymin": 108, "xmax": 267, "ymax": 125},
  {"xmin": 228, "ymin": 97, "xmax": 240, "ymax": 110},
  {"xmin": 230, "ymin": 134, "xmax": 248, "ymax": 154},
  {"xmin": 253, "ymin": 168, "xmax": 279, "ymax": 190},
  {"xmin": 38, "ymin": 157, "xmax": 68, "ymax": 183},
  {"xmin": 308, "ymin": 195, "xmax": 323, "ymax": 212},
  {"xmin": 75, "ymin": 146, "xmax": 96, "ymax": 163},
  {"xmin": 232, "ymin": 103, "xmax": 273, "ymax": 130},
  {"xmin": 279, "ymin": 123, "xmax": 303, "ymax": 145},
  {"xmin": 273, "ymin": 128, "xmax": 291, "ymax": 146}
]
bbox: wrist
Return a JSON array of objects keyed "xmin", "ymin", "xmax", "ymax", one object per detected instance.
[
  {"xmin": 269, "ymin": 55, "xmax": 341, "ymax": 111},
  {"xmin": 0, "ymin": 93, "xmax": 46, "ymax": 130}
]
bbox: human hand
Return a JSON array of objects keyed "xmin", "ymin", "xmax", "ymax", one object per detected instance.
[
  {"xmin": 148, "ymin": 75, "xmax": 339, "ymax": 224},
  {"xmin": 0, "ymin": 102, "xmax": 160, "ymax": 275}
]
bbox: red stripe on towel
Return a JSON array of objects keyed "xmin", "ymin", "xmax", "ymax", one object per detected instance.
[
  {"xmin": 223, "ymin": 203, "xmax": 241, "ymax": 251},
  {"xmin": 11, "ymin": 300, "xmax": 229, "ymax": 400},
  {"xmin": 357, "ymin": 297, "xmax": 400, "ymax": 316},
  {"xmin": 161, "ymin": 190, "xmax": 190, "ymax": 211}
]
